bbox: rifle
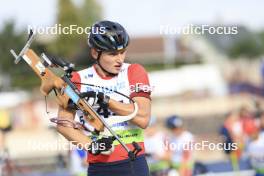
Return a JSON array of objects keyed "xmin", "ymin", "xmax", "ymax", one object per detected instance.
[{"xmin": 10, "ymin": 30, "xmax": 142, "ymax": 160}]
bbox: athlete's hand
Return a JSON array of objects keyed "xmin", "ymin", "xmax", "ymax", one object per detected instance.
[
  {"xmin": 88, "ymin": 136, "xmax": 115, "ymax": 155},
  {"xmin": 80, "ymin": 91, "xmax": 110, "ymax": 107}
]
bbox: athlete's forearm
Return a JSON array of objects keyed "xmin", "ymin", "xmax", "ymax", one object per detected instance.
[
  {"xmin": 57, "ymin": 126, "xmax": 91, "ymax": 147},
  {"xmin": 108, "ymin": 97, "xmax": 151, "ymax": 129},
  {"xmin": 108, "ymin": 99, "xmax": 134, "ymax": 115},
  {"xmin": 57, "ymin": 107, "xmax": 91, "ymax": 150}
]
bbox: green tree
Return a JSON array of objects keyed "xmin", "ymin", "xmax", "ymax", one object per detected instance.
[
  {"xmin": 0, "ymin": 21, "xmax": 25, "ymax": 73},
  {"xmin": 48, "ymin": 0, "xmax": 102, "ymax": 61},
  {"xmin": 0, "ymin": 0, "xmax": 102, "ymax": 90},
  {"xmin": 228, "ymin": 34, "xmax": 263, "ymax": 58},
  {"xmin": 0, "ymin": 21, "xmax": 46, "ymax": 90},
  {"xmin": 74, "ymin": 0, "xmax": 102, "ymax": 67},
  {"xmin": 47, "ymin": 0, "xmax": 81, "ymax": 58},
  {"xmin": 259, "ymin": 31, "xmax": 264, "ymax": 52},
  {"xmin": 79, "ymin": 0, "xmax": 102, "ymax": 28}
]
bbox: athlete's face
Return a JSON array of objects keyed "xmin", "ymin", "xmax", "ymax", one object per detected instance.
[
  {"xmin": 91, "ymin": 48, "xmax": 126, "ymax": 75},
  {"xmin": 172, "ymin": 127, "xmax": 183, "ymax": 136}
]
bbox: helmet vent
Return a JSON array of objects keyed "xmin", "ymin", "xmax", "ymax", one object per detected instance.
[
  {"xmin": 112, "ymin": 25, "xmax": 117, "ymax": 30},
  {"xmin": 105, "ymin": 27, "xmax": 111, "ymax": 30}
]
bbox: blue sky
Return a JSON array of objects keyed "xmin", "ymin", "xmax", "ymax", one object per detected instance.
[{"xmin": 0, "ymin": 0, "xmax": 263, "ymax": 36}]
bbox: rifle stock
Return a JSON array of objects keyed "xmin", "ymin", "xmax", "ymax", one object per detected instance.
[{"xmin": 23, "ymin": 49, "xmax": 104, "ymax": 131}]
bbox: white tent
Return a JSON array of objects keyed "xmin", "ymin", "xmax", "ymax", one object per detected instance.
[
  {"xmin": 149, "ymin": 64, "xmax": 228, "ymax": 97},
  {"xmin": 0, "ymin": 91, "xmax": 29, "ymax": 108}
]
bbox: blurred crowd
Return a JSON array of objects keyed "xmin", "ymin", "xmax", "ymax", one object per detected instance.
[
  {"xmin": 143, "ymin": 105, "xmax": 264, "ymax": 176},
  {"xmin": 219, "ymin": 106, "xmax": 264, "ymax": 176},
  {"xmin": 1, "ymin": 98, "xmax": 264, "ymax": 176}
]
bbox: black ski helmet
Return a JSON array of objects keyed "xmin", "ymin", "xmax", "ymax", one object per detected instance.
[{"xmin": 88, "ymin": 20, "xmax": 129, "ymax": 52}]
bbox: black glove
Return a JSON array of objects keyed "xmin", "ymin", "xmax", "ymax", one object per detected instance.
[
  {"xmin": 80, "ymin": 91, "xmax": 110, "ymax": 107},
  {"xmin": 97, "ymin": 92, "xmax": 110, "ymax": 109},
  {"xmin": 88, "ymin": 137, "xmax": 115, "ymax": 155},
  {"xmin": 80, "ymin": 91, "xmax": 110, "ymax": 118}
]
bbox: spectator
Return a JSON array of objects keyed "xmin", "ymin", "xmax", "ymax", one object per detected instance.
[
  {"xmin": 144, "ymin": 117, "xmax": 170, "ymax": 176},
  {"xmin": 70, "ymin": 147, "xmax": 88, "ymax": 176},
  {"xmin": 0, "ymin": 109, "xmax": 12, "ymax": 151},
  {"xmin": 219, "ymin": 111, "xmax": 243, "ymax": 171},
  {"xmin": 247, "ymin": 127, "xmax": 264, "ymax": 176},
  {"xmin": 239, "ymin": 106, "xmax": 257, "ymax": 138},
  {"xmin": 259, "ymin": 112, "xmax": 264, "ymax": 133},
  {"xmin": 165, "ymin": 115, "xmax": 194, "ymax": 176}
]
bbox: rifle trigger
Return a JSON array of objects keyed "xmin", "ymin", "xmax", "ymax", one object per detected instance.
[{"xmin": 53, "ymin": 88, "xmax": 58, "ymax": 96}]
